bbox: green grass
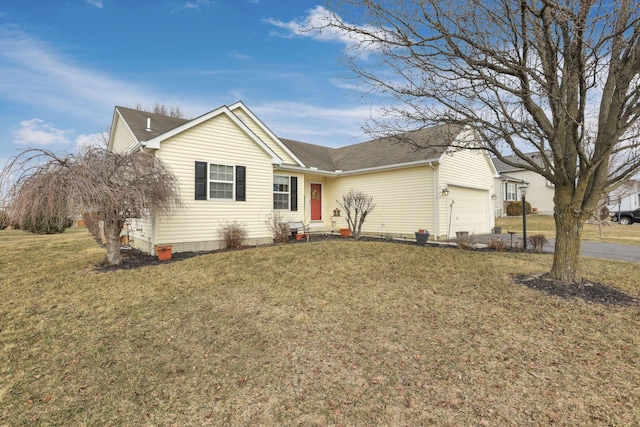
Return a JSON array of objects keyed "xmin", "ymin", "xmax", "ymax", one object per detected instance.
[
  {"xmin": 1, "ymin": 230, "xmax": 640, "ymax": 425},
  {"xmin": 496, "ymin": 214, "xmax": 640, "ymax": 246}
]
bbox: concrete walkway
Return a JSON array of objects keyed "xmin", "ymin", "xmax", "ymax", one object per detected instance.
[{"xmin": 474, "ymin": 232, "xmax": 640, "ymax": 263}]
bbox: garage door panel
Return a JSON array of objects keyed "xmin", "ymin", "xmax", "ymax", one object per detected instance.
[{"xmin": 447, "ymin": 185, "xmax": 488, "ymax": 234}]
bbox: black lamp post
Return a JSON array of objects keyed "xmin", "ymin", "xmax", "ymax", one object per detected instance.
[{"xmin": 519, "ymin": 182, "xmax": 529, "ymax": 251}]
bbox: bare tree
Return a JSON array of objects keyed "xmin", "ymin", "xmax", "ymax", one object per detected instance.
[
  {"xmin": 337, "ymin": 189, "xmax": 376, "ymax": 239},
  {"xmin": 323, "ymin": 0, "xmax": 640, "ymax": 282},
  {"xmin": 1, "ymin": 146, "xmax": 181, "ymax": 266},
  {"xmin": 134, "ymin": 102, "xmax": 186, "ymax": 119}
]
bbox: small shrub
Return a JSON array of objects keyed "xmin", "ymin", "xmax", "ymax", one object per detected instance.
[
  {"xmin": 599, "ymin": 206, "xmax": 610, "ymax": 221},
  {"xmin": 506, "ymin": 201, "xmax": 532, "ymax": 216},
  {"xmin": 456, "ymin": 233, "xmax": 476, "ymax": 250},
  {"xmin": 266, "ymin": 212, "xmax": 290, "ymax": 243},
  {"xmin": 219, "ymin": 221, "xmax": 247, "ymax": 250},
  {"xmin": 19, "ymin": 216, "xmax": 73, "ymax": 234},
  {"xmin": 486, "ymin": 238, "xmax": 508, "ymax": 251},
  {"xmin": 0, "ymin": 210, "xmax": 10, "ymax": 230},
  {"xmin": 528, "ymin": 234, "xmax": 548, "ymax": 252}
]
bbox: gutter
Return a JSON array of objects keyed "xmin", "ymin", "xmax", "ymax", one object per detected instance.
[{"xmin": 275, "ymin": 158, "xmax": 440, "ymax": 177}]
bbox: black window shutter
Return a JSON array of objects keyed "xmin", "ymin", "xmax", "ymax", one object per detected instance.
[
  {"xmin": 290, "ymin": 176, "xmax": 298, "ymax": 211},
  {"xmin": 195, "ymin": 161, "xmax": 207, "ymax": 200},
  {"xmin": 236, "ymin": 166, "xmax": 246, "ymax": 202}
]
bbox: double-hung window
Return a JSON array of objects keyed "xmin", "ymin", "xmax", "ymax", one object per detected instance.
[
  {"xmin": 273, "ymin": 175, "xmax": 290, "ymax": 210},
  {"xmin": 209, "ymin": 164, "xmax": 234, "ymax": 199},
  {"xmin": 273, "ymin": 175, "xmax": 298, "ymax": 211},
  {"xmin": 194, "ymin": 161, "xmax": 246, "ymax": 202}
]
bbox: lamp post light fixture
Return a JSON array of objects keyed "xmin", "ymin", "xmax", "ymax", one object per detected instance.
[{"xmin": 519, "ymin": 182, "xmax": 529, "ymax": 251}]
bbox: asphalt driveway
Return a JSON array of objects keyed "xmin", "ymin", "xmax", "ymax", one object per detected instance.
[{"xmin": 475, "ymin": 233, "xmax": 640, "ymax": 263}]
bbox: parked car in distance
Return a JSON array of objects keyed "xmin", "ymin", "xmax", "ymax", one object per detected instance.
[{"xmin": 610, "ymin": 208, "xmax": 640, "ymax": 225}]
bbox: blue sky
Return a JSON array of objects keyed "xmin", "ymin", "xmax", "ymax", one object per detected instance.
[{"xmin": 0, "ymin": 0, "xmax": 377, "ymax": 166}]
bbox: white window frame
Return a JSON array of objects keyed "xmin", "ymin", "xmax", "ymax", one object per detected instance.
[
  {"xmin": 273, "ymin": 175, "xmax": 290, "ymax": 210},
  {"xmin": 209, "ymin": 163, "xmax": 234, "ymax": 200},
  {"xmin": 506, "ymin": 183, "xmax": 517, "ymax": 201}
]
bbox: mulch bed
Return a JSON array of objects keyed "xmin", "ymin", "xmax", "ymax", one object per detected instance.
[
  {"xmin": 514, "ymin": 273, "xmax": 640, "ymax": 308},
  {"xmin": 95, "ymin": 235, "xmax": 639, "ymax": 308}
]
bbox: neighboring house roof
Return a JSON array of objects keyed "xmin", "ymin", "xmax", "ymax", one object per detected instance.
[
  {"xmin": 499, "ymin": 173, "xmax": 526, "ymax": 182},
  {"xmin": 282, "ymin": 124, "xmax": 464, "ymax": 173},
  {"xmin": 492, "ymin": 151, "xmax": 551, "ymax": 173}
]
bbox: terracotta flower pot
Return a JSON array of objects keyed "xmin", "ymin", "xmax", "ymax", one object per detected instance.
[
  {"xmin": 340, "ymin": 228, "xmax": 351, "ymax": 237},
  {"xmin": 156, "ymin": 245, "xmax": 172, "ymax": 261}
]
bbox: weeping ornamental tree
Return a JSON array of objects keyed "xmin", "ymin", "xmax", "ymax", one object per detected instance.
[
  {"xmin": 2, "ymin": 146, "xmax": 181, "ymax": 266},
  {"xmin": 323, "ymin": 0, "xmax": 640, "ymax": 282}
]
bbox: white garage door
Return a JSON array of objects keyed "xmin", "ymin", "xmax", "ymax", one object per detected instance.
[{"xmin": 447, "ymin": 185, "xmax": 489, "ymax": 234}]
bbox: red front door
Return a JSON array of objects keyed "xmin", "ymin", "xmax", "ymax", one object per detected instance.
[{"xmin": 310, "ymin": 183, "xmax": 322, "ymax": 221}]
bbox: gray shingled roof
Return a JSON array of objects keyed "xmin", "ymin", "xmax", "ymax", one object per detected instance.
[
  {"xmin": 282, "ymin": 124, "xmax": 463, "ymax": 172},
  {"xmin": 116, "ymin": 106, "xmax": 189, "ymax": 142},
  {"xmin": 116, "ymin": 105, "xmax": 464, "ymax": 171},
  {"xmin": 279, "ymin": 138, "xmax": 337, "ymax": 171},
  {"xmin": 492, "ymin": 151, "xmax": 550, "ymax": 173}
]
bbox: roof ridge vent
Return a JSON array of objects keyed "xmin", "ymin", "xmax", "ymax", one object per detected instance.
[{"xmin": 145, "ymin": 118, "xmax": 152, "ymax": 132}]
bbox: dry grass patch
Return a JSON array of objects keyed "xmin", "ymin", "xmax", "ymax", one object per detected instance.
[
  {"xmin": 496, "ymin": 214, "xmax": 640, "ymax": 246},
  {"xmin": 1, "ymin": 230, "xmax": 640, "ymax": 425}
]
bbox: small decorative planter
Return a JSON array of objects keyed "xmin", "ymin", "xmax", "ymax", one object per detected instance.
[
  {"xmin": 296, "ymin": 233, "xmax": 305, "ymax": 241},
  {"xmin": 492, "ymin": 226, "xmax": 502, "ymax": 234},
  {"xmin": 415, "ymin": 230, "xmax": 430, "ymax": 246},
  {"xmin": 156, "ymin": 245, "xmax": 172, "ymax": 261},
  {"xmin": 340, "ymin": 228, "xmax": 351, "ymax": 237}
]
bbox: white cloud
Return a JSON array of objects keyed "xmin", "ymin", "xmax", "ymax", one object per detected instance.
[
  {"xmin": 75, "ymin": 131, "xmax": 109, "ymax": 151},
  {"xmin": 229, "ymin": 51, "xmax": 251, "ymax": 61},
  {"xmin": 177, "ymin": 0, "xmax": 214, "ymax": 11},
  {"xmin": 0, "ymin": 27, "xmax": 152, "ymax": 120},
  {"xmin": 252, "ymin": 101, "xmax": 375, "ymax": 146},
  {"xmin": 265, "ymin": 6, "xmax": 385, "ymax": 58},
  {"xmin": 12, "ymin": 119, "xmax": 71, "ymax": 146},
  {"xmin": 85, "ymin": 0, "xmax": 104, "ymax": 8}
]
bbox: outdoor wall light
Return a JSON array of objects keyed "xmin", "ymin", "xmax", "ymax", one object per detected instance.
[{"xmin": 441, "ymin": 186, "xmax": 450, "ymax": 197}]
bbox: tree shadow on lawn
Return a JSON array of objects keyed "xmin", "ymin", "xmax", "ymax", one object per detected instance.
[{"xmin": 95, "ymin": 236, "xmax": 640, "ymax": 309}]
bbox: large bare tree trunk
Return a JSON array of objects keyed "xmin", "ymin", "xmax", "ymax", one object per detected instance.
[
  {"xmin": 550, "ymin": 186, "xmax": 586, "ymax": 282},
  {"xmin": 550, "ymin": 211, "xmax": 584, "ymax": 282}
]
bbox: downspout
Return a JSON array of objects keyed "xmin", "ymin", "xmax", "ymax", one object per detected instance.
[{"xmin": 428, "ymin": 162, "xmax": 438, "ymax": 238}]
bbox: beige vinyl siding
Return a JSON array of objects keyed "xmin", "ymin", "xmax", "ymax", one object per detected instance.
[
  {"xmin": 110, "ymin": 115, "xmax": 138, "ymax": 153},
  {"xmin": 327, "ymin": 166, "xmax": 436, "ymax": 237},
  {"xmin": 439, "ymin": 148, "xmax": 496, "ymax": 236},
  {"xmin": 127, "ymin": 216, "xmax": 154, "ymax": 254},
  {"xmin": 152, "ymin": 113, "xmax": 277, "ymax": 252},
  {"xmin": 231, "ymin": 108, "xmax": 299, "ymax": 165},
  {"xmin": 508, "ymin": 170, "xmax": 555, "ymax": 215}
]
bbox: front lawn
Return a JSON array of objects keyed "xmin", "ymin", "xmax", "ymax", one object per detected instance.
[{"xmin": 1, "ymin": 230, "xmax": 639, "ymax": 425}]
